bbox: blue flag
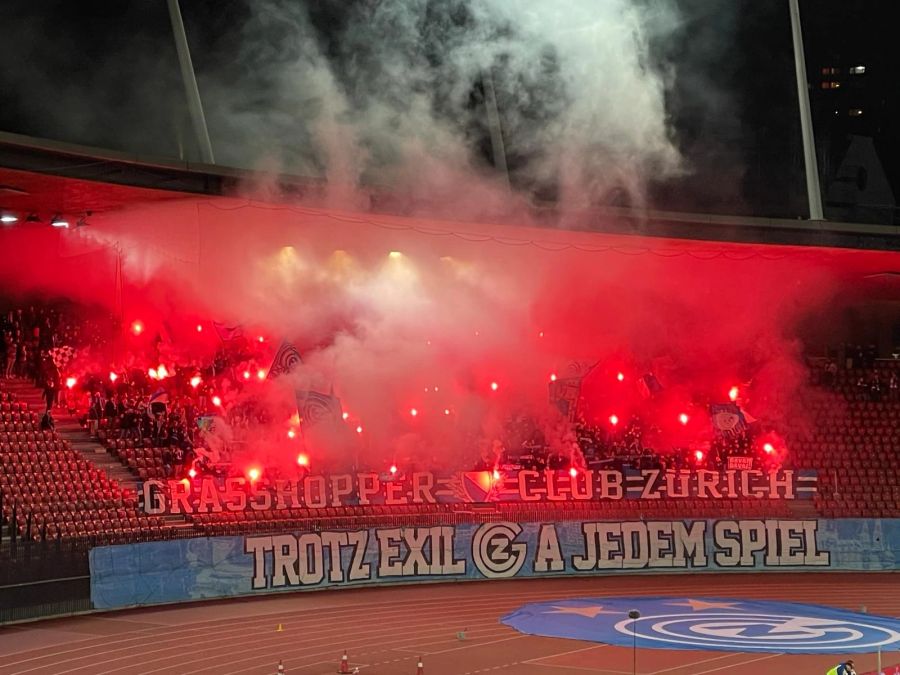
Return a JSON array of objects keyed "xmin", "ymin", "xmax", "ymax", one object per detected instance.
[
  {"xmin": 709, "ymin": 402, "xmax": 746, "ymax": 436},
  {"xmin": 549, "ymin": 379, "xmax": 581, "ymax": 421}
]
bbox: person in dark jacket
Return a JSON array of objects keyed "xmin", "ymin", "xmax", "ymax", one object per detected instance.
[
  {"xmin": 40, "ymin": 411, "xmax": 55, "ymax": 432},
  {"xmin": 103, "ymin": 396, "xmax": 117, "ymax": 420}
]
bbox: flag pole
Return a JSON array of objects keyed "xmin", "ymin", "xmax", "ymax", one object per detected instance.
[
  {"xmin": 167, "ymin": 0, "xmax": 215, "ymax": 164},
  {"xmin": 788, "ymin": 0, "xmax": 824, "ymax": 220}
]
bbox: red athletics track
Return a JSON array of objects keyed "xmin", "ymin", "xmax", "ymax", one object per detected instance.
[{"xmin": 0, "ymin": 573, "xmax": 897, "ymax": 675}]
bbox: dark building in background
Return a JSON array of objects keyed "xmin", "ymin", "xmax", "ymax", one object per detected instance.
[{"xmin": 804, "ymin": 0, "xmax": 898, "ymax": 225}]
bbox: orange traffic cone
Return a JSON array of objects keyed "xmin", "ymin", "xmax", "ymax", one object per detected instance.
[
  {"xmin": 337, "ymin": 650, "xmax": 350, "ymax": 673},
  {"xmin": 415, "ymin": 655, "xmax": 424, "ymax": 674},
  {"xmin": 276, "ymin": 659, "xmax": 285, "ymax": 674}
]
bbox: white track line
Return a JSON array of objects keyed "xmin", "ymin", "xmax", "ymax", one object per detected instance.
[
  {"xmin": 690, "ymin": 652, "xmax": 782, "ymax": 675},
  {"xmin": 4, "ymin": 575, "xmax": 892, "ymax": 675},
  {"xmin": 3, "ymin": 588, "xmax": 575, "ymax": 671},
  {"xmin": 5, "ymin": 578, "xmax": 872, "ymax": 668},
  {"xmin": 523, "ymin": 644, "xmax": 609, "ymax": 664},
  {"xmin": 646, "ymin": 651, "xmax": 746, "ymax": 675},
  {"xmin": 83, "ymin": 618, "xmax": 511, "ymax": 675}
]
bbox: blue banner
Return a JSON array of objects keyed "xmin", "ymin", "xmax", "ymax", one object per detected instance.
[{"xmin": 90, "ymin": 518, "xmax": 900, "ymax": 610}]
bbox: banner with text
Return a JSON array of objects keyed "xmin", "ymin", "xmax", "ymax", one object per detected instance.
[
  {"xmin": 91, "ymin": 518, "xmax": 899, "ymax": 610},
  {"xmin": 142, "ymin": 469, "xmax": 818, "ymax": 515}
]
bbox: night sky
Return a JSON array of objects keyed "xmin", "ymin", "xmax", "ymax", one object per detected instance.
[{"xmin": 0, "ymin": 0, "xmax": 896, "ymax": 224}]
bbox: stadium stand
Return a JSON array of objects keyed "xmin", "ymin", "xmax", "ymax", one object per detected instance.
[
  {"xmin": 92, "ymin": 356, "xmax": 900, "ymax": 532},
  {"xmin": 794, "ymin": 361, "xmax": 900, "ymax": 518},
  {"xmin": 1, "ymin": 299, "xmax": 899, "ymax": 550},
  {"xmin": 0, "ymin": 384, "xmax": 169, "ymax": 543}
]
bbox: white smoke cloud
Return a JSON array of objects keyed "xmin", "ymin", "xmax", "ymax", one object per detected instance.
[{"xmin": 205, "ymin": 0, "xmax": 683, "ymax": 212}]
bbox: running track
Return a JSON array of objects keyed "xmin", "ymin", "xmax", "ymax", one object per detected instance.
[{"xmin": 0, "ymin": 573, "xmax": 897, "ymax": 674}]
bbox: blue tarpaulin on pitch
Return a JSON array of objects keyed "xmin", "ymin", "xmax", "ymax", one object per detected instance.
[{"xmin": 501, "ymin": 596, "xmax": 900, "ymax": 654}]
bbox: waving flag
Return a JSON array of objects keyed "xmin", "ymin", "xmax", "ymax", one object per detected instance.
[
  {"xmin": 295, "ymin": 390, "xmax": 342, "ymax": 427},
  {"xmin": 48, "ymin": 345, "xmax": 77, "ymax": 369},
  {"xmin": 212, "ymin": 321, "xmax": 244, "ymax": 343},
  {"xmin": 564, "ymin": 360, "xmax": 598, "ymax": 378},
  {"xmin": 637, "ymin": 373, "xmax": 663, "ymax": 399},
  {"xmin": 268, "ymin": 341, "xmax": 302, "ymax": 379},
  {"xmin": 548, "ymin": 360, "xmax": 596, "ymax": 421},
  {"xmin": 549, "ymin": 378, "xmax": 582, "ymax": 421},
  {"xmin": 149, "ymin": 388, "xmax": 169, "ymax": 406},
  {"xmin": 195, "ymin": 415, "xmax": 229, "ymax": 463},
  {"xmin": 709, "ymin": 402, "xmax": 746, "ymax": 436}
]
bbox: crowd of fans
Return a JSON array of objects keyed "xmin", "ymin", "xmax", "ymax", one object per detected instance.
[
  {"xmin": 477, "ymin": 410, "xmax": 771, "ymax": 476},
  {"xmin": 2, "ymin": 298, "xmax": 788, "ymax": 481},
  {"xmin": 852, "ymin": 370, "xmax": 899, "ymax": 402},
  {"xmin": 20, "ymin": 309, "xmax": 296, "ymax": 481},
  {"xmin": 9, "ymin": 298, "xmax": 899, "ymax": 484},
  {"xmin": 818, "ymin": 352, "xmax": 899, "ymax": 401}
]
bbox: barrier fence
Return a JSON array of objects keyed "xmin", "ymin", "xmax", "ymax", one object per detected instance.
[{"xmin": 90, "ymin": 518, "xmax": 900, "ymax": 611}]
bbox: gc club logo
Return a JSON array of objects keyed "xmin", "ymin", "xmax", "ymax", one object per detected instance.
[
  {"xmin": 472, "ymin": 522, "xmax": 527, "ymax": 578},
  {"xmin": 501, "ymin": 597, "xmax": 900, "ymax": 654},
  {"xmin": 615, "ymin": 612, "xmax": 900, "ymax": 653}
]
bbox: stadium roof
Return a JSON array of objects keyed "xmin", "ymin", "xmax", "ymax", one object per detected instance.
[{"xmin": 0, "ymin": 129, "xmax": 897, "ymax": 253}]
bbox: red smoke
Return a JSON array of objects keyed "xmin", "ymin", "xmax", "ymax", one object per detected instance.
[{"xmin": 0, "ymin": 195, "xmax": 896, "ymax": 471}]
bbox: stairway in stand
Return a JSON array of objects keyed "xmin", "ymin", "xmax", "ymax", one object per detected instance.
[
  {"xmin": 3, "ymin": 378, "xmax": 193, "ymax": 531},
  {"xmin": 2, "ymin": 379, "xmax": 140, "ymax": 491}
]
